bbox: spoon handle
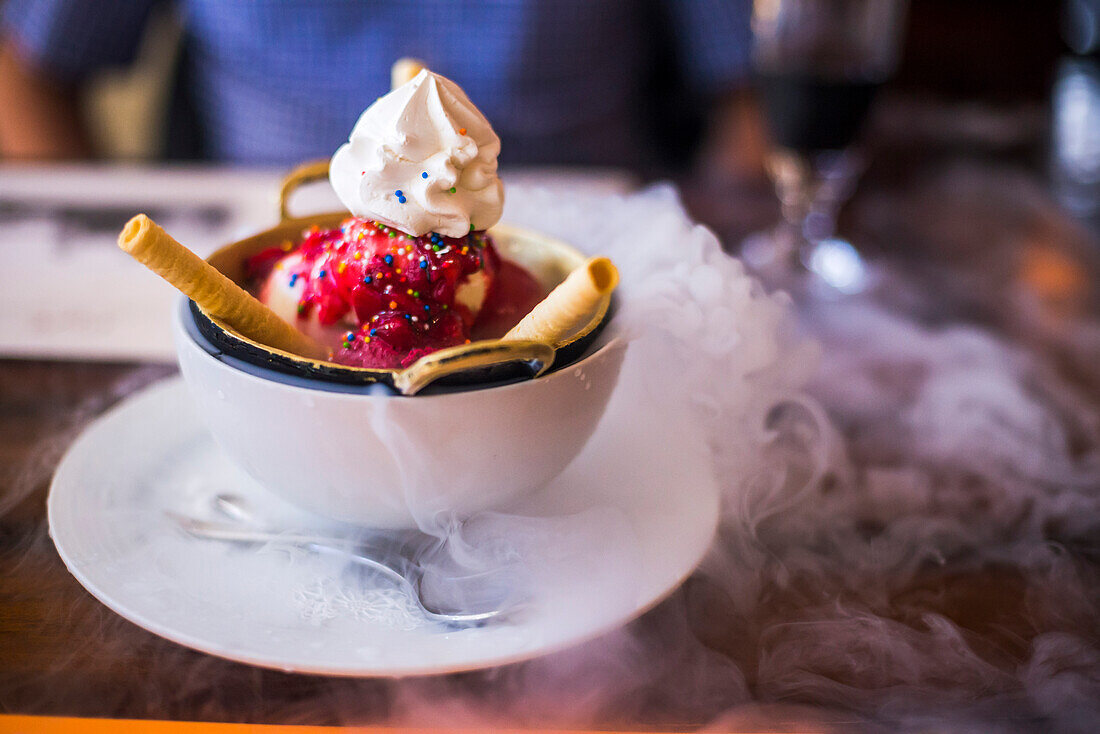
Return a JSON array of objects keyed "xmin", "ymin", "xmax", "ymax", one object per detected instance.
[
  {"xmin": 167, "ymin": 512, "xmax": 365, "ymax": 549},
  {"xmin": 166, "ymin": 512, "xmax": 504, "ymax": 625},
  {"xmin": 393, "ymin": 338, "xmax": 555, "ymax": 395}
]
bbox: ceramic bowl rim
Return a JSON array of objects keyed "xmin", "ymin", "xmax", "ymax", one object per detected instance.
[
  {"xmin": 175, "ymin": 298, "xmax": 624, "ymax": 404},
  {"xmin": 196, "ymin": 218, "xmax": 613, "ymax": 386}
]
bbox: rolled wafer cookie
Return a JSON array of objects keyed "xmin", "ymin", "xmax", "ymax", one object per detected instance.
[
  {"xmin": 503, "ymin": 257, "xmax": 618, "ymax": 344},
  {"xmin": 118, "ymin": 214, "xmax": 329, "ymax": 361}
]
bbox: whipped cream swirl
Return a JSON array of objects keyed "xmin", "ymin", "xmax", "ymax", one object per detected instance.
[{"xmin": 330, "ymin": 69, "xmax": 504, "ymax": 238}]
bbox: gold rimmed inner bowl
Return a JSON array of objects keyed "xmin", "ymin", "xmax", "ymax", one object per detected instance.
[
  {"xmin": 190, "ymin": 162, "xmax": 614, "ymax": 390},
  {"xmin": 192, "ymin": 213, "xmax": 613, "ymax": 389}
]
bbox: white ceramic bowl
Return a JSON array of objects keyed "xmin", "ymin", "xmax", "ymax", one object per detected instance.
[{"xmin": 173, "ymin": 304, "xmax": 625, "ymax": 529}]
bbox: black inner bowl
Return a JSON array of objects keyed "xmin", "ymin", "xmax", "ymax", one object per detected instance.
[{"xmin": 188, "ymin": 297, "xmax": 614, "ymax": 391}]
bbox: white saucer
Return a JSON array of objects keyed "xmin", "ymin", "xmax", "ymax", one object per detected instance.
[{"xmin": 49, "ymin": 377, "xmax": 718, "ymax": 676}]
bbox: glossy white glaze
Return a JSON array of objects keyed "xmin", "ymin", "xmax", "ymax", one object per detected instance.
[{"xmin": 174, "ymin": 305, "xmax": 625, "ymax": 528}]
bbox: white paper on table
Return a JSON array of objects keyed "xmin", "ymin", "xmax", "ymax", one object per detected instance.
[
  {"xmin": 0, "ymin": 165, "xmax": 297, "ymax": 362},
  {"xmin": 0, "ymin": 165, "xmax": 635, "ymax": 363}
]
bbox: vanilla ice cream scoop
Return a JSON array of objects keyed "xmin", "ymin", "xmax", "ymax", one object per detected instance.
[{"xmin": 330, "ymin": 69, "xmax": 504, "ymax": 238}]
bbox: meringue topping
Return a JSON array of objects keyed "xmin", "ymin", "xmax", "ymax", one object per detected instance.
[{"xmin": 329, "ymin": 69, "xmax": 504, "ymax": 238}]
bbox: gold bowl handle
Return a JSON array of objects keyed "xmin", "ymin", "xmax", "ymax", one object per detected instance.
[
  {"xmin": 278, "ymin": 159, "xmax": 331, "ymax": 221},
  {"xmin": 394, "ymin": 339, "xmax": 556, "ymax": 396}
]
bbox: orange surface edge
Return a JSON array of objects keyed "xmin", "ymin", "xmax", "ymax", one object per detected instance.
[{"xmin": 0, "ymin": 715, "xmax": 772, "ymax": 734}]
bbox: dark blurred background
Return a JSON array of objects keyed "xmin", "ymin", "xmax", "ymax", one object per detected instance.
[
  {"xmin": 899, "ymin": 0, "xmax": 1061, "ymax": 102},
  {"xmin": 0, "ymin": 0, "xmax": 1077, "ymax": 169}
]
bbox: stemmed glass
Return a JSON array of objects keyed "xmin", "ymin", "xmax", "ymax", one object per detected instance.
[{"xmin": 743, "ymin": 0, "xmax": 908, "ymax": 292}]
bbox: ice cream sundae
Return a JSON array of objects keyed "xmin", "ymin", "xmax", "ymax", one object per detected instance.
[
  {"xmin": 244, "ymin": 69, "xmax": 542, "ymax": 368},
  {"xmin": 118, "ymin": 63, "xmax": 618, "ymax": 381}
]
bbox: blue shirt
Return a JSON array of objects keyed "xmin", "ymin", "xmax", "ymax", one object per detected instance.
[{"xmin": 2, "ymin": 0, "xmax": 751, "ymax": 168}]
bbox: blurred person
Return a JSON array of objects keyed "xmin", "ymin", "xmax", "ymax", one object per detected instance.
[{"xmin": 0, "ymin": 0, "xmax": 761, "ymax": 175}]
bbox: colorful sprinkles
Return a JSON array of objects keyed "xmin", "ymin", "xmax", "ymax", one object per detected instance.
[{"xmin": 244, "ymin": 217, "xmax": 512, "ymax": 370}]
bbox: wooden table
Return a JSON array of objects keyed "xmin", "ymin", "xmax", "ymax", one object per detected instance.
[{"xmin": 3, "ymin": 99, "xmax": 1100, "ymax": 732}]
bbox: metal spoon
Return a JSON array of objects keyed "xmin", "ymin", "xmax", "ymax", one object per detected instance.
[
  {"xmin": 166, "ymin": 495, "xmax": 511, "ymax": 627},
  {"xmin": 212, "ymin": 495, "xmax": 521, "ymax": 614}
]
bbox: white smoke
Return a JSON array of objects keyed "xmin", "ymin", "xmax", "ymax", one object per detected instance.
[{"xmin": 6, "ymin": 181, "xmax": 1100, "ymax": 732}]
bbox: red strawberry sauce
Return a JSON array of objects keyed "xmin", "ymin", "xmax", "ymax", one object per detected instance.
[{"xmin": 245, "ymin": 218, "xmax": 543, "ymax": 368}]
